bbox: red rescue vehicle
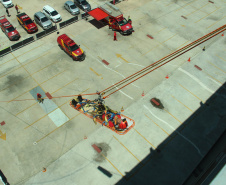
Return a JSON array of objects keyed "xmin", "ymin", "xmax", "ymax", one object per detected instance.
[
  {"xmin": 88, "ymin": 2, "xmax": 134, "ymax": 35},
  {"xmin": 0, "ymin": 15, "xmax": 20, "ymax": 40},
  {"xmin": 57, "ymin": 34, "xmax": 85, "ymax": 61},
  {"xmin": 17, "ymin": 12, "xmax": 38, "ymax": 33}
]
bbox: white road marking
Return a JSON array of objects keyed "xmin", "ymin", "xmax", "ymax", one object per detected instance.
[
  {"xmin": 178, "ymin": 67, "xmax": 214, "ymax": 93},
  {"xmin": 113, "ymin": 83, "xmax": 134, "ymax": 100},
  {"xmin": 128, "ymin": 63, "xmax": 146, "ymax": 68},
  {"xmin": 92, "ymin": 54, "xmax": 140, "ymax": 89},
  {"xmin": 144, "ymin": 105, "xmax": 204, "ymax": 157}
]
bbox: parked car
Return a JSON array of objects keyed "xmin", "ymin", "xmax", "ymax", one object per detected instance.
[
  {"xmin": 57, "ymin": 34, "xmax": 85, "ymax": 61},
  {"xmin": 0, "ymin": 0, "xmax": 13, "ymax": 8},
  {"xmin": 43, "ymin": 5, "xmax": 62, "ymax": 23},
  {"xmin": 64, "ymin": 1, "xmax": 80, "ymax": 15},
  {"xmin": 17, "ymin": 12, "xmax": 38, "ymax": 33},
  {"xmin": 0, "ymin": 15, "xmax": 20, "ymax": 40},
  {"xmin": 34, "ymin": 12, "xmax": 52, "ymax": 30},
  {"xmin": 74, "ymin": 0, "xmax": 91, "ymax": 12}
]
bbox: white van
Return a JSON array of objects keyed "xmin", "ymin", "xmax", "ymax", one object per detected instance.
[{"xmin": 43, "ymin": 5, "xmax": 62, "ymax": 23}]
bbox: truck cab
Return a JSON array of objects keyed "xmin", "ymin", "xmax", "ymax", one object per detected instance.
[
  {"xmin": 57, "ymin": 34, "xmax": 85, "ymax": 61},
  {"xmin": 109, "ymin": 15, "xmax": 133, "ymax": 35},
  {"xmin": 0, "ymin": 15, "xmax": 20, "ymax": 40},
  {"xmin": 17, "ymin": 13, "xmax": 38, "ymax": 33},
  {"xmin": 88, "ymin": 2, "xmax": 134, "ymax": 35}
]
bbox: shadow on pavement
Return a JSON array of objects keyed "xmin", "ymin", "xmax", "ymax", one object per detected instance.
[{"xmin": 115, "ymin": 82, "xmax": 226, "ymax": 185}]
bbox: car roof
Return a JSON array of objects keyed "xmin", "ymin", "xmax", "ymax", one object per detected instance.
[
  {"xmin": 65, "ymin": 1, "xmax": 74, "ymax": 6},
  {"xmin": 35, "ymin": 11, "xmax": 46, "ymax": 18},
  {"xmin": 43, "ymin": 5, "xmax": 55, "ymax": 12}
]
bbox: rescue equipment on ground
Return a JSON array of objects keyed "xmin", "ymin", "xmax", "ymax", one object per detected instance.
[{"xmin": 70, "ymin": 92, "xmax": 135, "ymax": 135}]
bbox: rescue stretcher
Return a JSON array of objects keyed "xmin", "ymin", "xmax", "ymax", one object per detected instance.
[{"xmin": 70, "ymin": 98, "xmax": 135, "ymax": 135}]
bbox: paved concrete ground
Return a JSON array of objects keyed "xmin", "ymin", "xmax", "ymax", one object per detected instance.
[{"xmin": 0, "ymin": 0, "xmax": 226, "ymax": 184}]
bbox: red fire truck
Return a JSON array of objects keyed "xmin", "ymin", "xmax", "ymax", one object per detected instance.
[
  {"xmin": 57, "ymin": 34, "xmax": 85, "ymax": 61},
  {"xmin": 88, "ymin": 2, "xmax": 134, "ymax": 35},
  {"xmin": 17, "ymin": 12, "xmax": 38, "ymax": 33},
  {"xmin": 0, "ymin": 15, "xmax": 20, "ymax": 40}
]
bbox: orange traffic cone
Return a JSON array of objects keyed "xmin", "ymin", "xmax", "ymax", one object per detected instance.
[
  {"xmin": 142, "ymin": 91, "xmax": 145, "ymax": 96},
  {"xmin": 188, "ymin": 57, "xmax": 191, "ymax": 62},
  {"xmin": 121, "ymin": 107, "xmax": 124, "ymax": 112},
  {"xmin": 42, "ymin": 168, "xmax": 46, "ymax": 172},
  {"xmin": 222, "ymin": 32, "xmax": 224, "ymax": 36},
  {"xmin": 165, "ymin": 75, "xmax": 169, "ymax": 79},
  {"xmin": 84, "ymin": 136, "xmax": 87, "ymax": 139}
]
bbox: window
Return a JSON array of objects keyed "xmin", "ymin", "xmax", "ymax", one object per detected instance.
[
  {"xmin": 24, "ymin": 19, "xmax": 33, "ymax": 25},
  {"xmin": 118, "ymin": 18, "xmax": 128, "ymax": 26},
  {"xmin": 70, "ymin": 44, "xmax": 79, "ymax": 51},
  {"xmin": 51, "ymin": 11, "xmax": 58, "ymax": 16},
  {"xmin": 81, "ymin": 1, "xmax": 88, "ymax": 5},
  {"xmin": 70, "ymin": 5, "xmax": 77, "ymax": 9},
  {"xmin": 41, "ymin": 17, "xmax": 48, "ymax": 22},
  {"xmin": 6, "ymin": 26, "xmax": 15, "ymax": 32}
]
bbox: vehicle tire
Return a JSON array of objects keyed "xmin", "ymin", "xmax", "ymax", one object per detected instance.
[{"xmin": 58, "ymin": 44, "xmax": 63, "ymax": 50}]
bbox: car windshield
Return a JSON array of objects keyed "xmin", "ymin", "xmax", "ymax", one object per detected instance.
[
  {"xmin": 118, "ymin": 18, "xmax": 128, "ymax": 26},
  {"xmin": 70, "ymin": 5, "xmax": 77, "ymax": 9},
  {"xmin": 81, "ymin": 1, "xmax": 88, "ymax": 5},
  {"xmin": 70, "ymin": 44, "xmax": 79, "ymax": 51},
  {"xmin": 6, "ymin": 26, "xmax": 15, "ymax": 32},
  {"xmin": 51, "ymin": 11, "xmax": 58, "ymax": 16},
  {"xmin": 41, "ymin": 17, "xmax": 48, "ymax": 22},
  {"xmin": 3, "ymin": 0, "xmax": 10, "ymax": 2},
  {"xmin": 24, "ymin": 19, "xmax": 33, "ymax": 25}
]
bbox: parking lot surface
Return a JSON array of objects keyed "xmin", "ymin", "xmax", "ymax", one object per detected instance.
[{"xmin": 0, "ymin": 0, "xmax": 226, "ymax": 184}]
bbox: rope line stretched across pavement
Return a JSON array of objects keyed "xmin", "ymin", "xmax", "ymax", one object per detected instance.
[{"xmin": 0, "ymin": 25, "xmax": 225, "ymax": 103}]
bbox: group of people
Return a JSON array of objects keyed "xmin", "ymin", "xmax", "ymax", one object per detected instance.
[
  {"xmin": 6, "ymin": 4, "xmax": 19, "ymax": 17},
  {"xmin": 102, "ymin": 111, "xmax": 128, "ymax": 131}
]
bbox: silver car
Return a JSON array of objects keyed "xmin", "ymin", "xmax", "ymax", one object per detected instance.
[
  {"xmin": 34, "ymin": 12, "xmax": 52, "ymax": 30},
  {"xmin": 64, "ymin": 1, "xmax": 80, "ymax": 15},
  {"xmin": 74, "ymin": 0, "xmax": 91, "ymax": 12}
]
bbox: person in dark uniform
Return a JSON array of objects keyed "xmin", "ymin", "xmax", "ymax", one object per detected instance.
[{"xmin": 6, "ymin": 8, "xmax": 10, "ymax": 17}]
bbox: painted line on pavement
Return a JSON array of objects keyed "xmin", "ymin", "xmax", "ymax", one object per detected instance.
[
  {"xmin": 36, "ymin": 112, "xmax": 81, "ymax": 143},
  {"xmin": 144, "ymin": 114, "xmax": 169, "ymax": 136},
  {"xmin": 195, "ymin": 7, "xmax": 220, "ymax": 23},
  {"xmin": 179, "ymin": 83, "xmax": 203, "ymax": 102},
  {"xmin": 133, "ymin": 128, "xmax": 156, "ymax": 149},
  {"xmin": 50, "ymin": 78, "xmax": 79, "ymax": 94},
  {"xmin": 112, "ymin": 83, "xmax": 134, "ymax": 100},
  {"xmin": 207, "ymin": 16, "xmax": 226, "ymax": 29},
  {"xmin": 178, "ymin": 67, "xmax": 214, "ymax": 94},
  {"xmin": 207, "ymin": 61, "xmax": 226, "ymax": 73},
  {"xmin": 25, "ymin": 88, "xmax": 90, "ymax": 129},
  {"xmin": 100, "ymin": 152, "xmax": 124, "ymax": 178},
  {"xmin": 144, "ymin": 105, "xmax": 204, "ymax": 157},
  {"xmin": 113, "ymin": 135, "xmax": 141, "ymax": 162},
  {"xmin": 171, "ymin": 95, "xmax": 193, "ymax": 112},
  {"xmin": 216, "ymin": 55, "xmax": 226, "ymax": 62},
  {"xmin": 202, "ymin": 71, "xmax": 223, "ymax": 85},
  {"xmin": 164, "ymin": 109, "xmax": 182, "ymax": 124},
  {"xmin": 90, "ymin": 67, "xmax": 101, "ymax": 76},
  {"xmin": 185, "ymin": 3, "xmax": 209, "ymax": 16}
]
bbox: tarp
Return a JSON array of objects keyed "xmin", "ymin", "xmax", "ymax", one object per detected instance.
[{"xmin": 88, "ymin": 8, "xmax": 109, "ymax": 21}]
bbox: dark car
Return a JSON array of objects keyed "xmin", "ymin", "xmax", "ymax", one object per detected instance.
[{"xmin": 74, "ymin": 0, "xmax": 91, "ymax": 11}]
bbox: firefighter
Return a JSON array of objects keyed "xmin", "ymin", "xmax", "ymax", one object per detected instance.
[
  {"xmin": 114, "ymin": 31, "xmax": 117, "ymax": 41},
  {"xmin": 6, "ymin": 8, "xmax": 10, "ymax": 17},
  {"xmin": 15, "ymin": 4, "xmax": 19, "ymax": 14},
  {"xmin": 37, "ymin": 93, "xmax": 44, "ymax": 104},
  {"xmin": 128, "ymin": 16, "xmax": 132, "ymax": 25},
  {"xmin": 118, "ymin": 118, "xmax": 128, "ymax": 130}
]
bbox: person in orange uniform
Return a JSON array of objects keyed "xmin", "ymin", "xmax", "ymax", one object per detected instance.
[
  {"xmin": 114, "ymin": 31, "xmax": 117, "ymax": 41},
  {"xmin": 118, "ymin": 118, "xmax": 128, "ymax": 130}
]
